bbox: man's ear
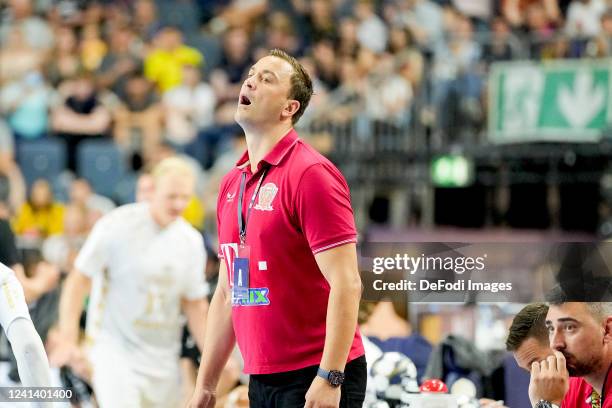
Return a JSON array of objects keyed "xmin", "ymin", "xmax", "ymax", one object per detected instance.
[
  {"xmin": 603, "ymin": 316, "xmax": 612, "ymax": 344},
  {"xmin": 281, "ymin": 100, "xmax": 300, "ymax": 121}
]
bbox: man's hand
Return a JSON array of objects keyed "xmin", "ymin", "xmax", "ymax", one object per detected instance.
[
  {"xmin": 48, "ymin": 330, "xmax": 79, "ymax": 368},
  {"xmin": 305, "ymin": 376, "xmax": 341, "ymax": 408},
  {"xmin": 186, "ymin": 388, "xmax": 216, "ymax": 408},
  {"xmin": 528, "ymin": 351, "xmax": 569, "ymax": 406}
]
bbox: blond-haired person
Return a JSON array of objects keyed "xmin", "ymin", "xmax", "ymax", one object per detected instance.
[{"xmin": 54, "ymin": 157, "xmax": 209, "ymax": 407}]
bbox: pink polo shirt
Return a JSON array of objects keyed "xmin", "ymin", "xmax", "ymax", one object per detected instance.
[
  {"xmin": 562, "ymin": 374, "xmax": 612, "ymax": 407},
  {"xmin": 217, "ymin": 129, "xmax": 364, "ymax": 374}
]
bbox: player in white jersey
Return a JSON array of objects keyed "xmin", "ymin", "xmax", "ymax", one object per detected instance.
[
  {"xmin": 54, "ymin": 157, "xmax": 209, "ymax": 408},
  {"xmin": 0, "ymin": 262, "xmax": 53, "ymax": 407}
]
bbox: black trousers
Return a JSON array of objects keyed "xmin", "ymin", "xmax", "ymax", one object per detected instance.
[{"xmin": 248, "ymin": 355, "xmax": 367, "ymax": 408}]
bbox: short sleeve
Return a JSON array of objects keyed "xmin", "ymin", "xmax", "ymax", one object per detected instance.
[
  {"xmin": 74, "ymin": 214, "xmax": 112, "ymax": 278},
  {"xmin": 182, "ymin": 233, "xmax": 208, "ymax": 300},
  {"xmin": 294, "ymin": 163, "xmax": 357, "ymax": 254},
  {"xmin": 216, "ymin": 175, "xmax": 231, "ymax": 259}
]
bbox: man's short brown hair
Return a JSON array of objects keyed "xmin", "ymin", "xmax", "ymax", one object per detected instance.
[
  {"xmin": 268, "ymin": 49, "xmax": 313, "ymax": 125},
  {"xmin": 506, "ymin": 303, "xmax": 549, "ymax": 351}
]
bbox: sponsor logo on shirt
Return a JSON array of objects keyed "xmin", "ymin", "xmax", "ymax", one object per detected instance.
[
  {"xmin": 232, "ymin": 288, "xmax": 270, "ymax": 307},
  {"xmin": 254, "ymin": 183, "xmax": 278, "ymax": 211},
  {"xmin": 227, "ymin": 192, "xmax": 235, "ymax": 202}
]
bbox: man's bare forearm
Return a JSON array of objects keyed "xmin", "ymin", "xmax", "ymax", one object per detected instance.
[
  {"xmin": 184, "ymin": 298, "xmax": 209, "ymax": 352},
  {"xmin": 314, "ymin": 244, "xmax": 363, "ymax": 373},
  {"xmin": 58, "ymin": 270, "xmax": 91, "ymax": 343},
  {"xmin": 319, "ymin": 278, "xmax": 362, "ymax": 372}
]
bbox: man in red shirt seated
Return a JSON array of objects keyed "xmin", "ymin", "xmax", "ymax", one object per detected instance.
[{"xmin": 529, "ymin": 300, "xmax": 612, "ymax": 408}]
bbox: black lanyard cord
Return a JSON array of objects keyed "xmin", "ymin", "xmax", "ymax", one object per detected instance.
[{"xmin": 237, "ymin": 168, "xmax": 268, "ymax": 245}]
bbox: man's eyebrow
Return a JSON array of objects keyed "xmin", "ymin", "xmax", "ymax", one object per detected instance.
[
  {"xmin": 260, "ymin": 69, "xmax": 279, "ymax": 79},
  {"xmin": 247, "ymin": 68, "xmax": 278, "ymax": 79},
  {"xmin": 545, "ymin": 317, "xmax": 580, "ymax": 325},
  {"xmin": 557, "ymin": 317, "xmax": 580, "ymax": 323}
]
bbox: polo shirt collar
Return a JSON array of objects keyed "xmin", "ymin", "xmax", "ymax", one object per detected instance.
[{"xmin": 235, "ymin": 128, "xmax": 299, "ymax": 172}]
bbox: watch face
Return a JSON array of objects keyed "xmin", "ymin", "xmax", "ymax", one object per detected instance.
[
  {"xmin": 536, "ymin": 401, "xmax": 553, "ymax": 408},
  {"xmin": 328, "ymin": 371, "xmax": 345, "ymax": 387}
]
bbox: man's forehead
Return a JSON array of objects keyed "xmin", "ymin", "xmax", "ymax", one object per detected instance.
[
  {"xmin": 251, "ymin": 56, "xmax": 293, "ymax": 77},
  {"xmin": 516, "ymin": 337, "xmax": 551, "ymax": 367},
  {"xmin": 547, "ymin": 302, "xmax": 590, "ymax": 322}
]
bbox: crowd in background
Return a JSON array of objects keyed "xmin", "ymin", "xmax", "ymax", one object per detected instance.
[
  {"xmin": 0, "ymin": 0, "xmax": 611, "ymax": 405},
  {"xmin": 1, "ymin": 0, "xmax": 612, "ymax": 236}
]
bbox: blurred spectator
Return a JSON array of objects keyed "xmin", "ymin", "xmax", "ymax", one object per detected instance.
[
  {"xmin": 206, "ymin": 0, "xmax": 268, "ymax": 34},
  {"xmin": 0, "ymin": 0, "xmax": 55, "ymax": 51},
  {"xmin": 47, "ymin": 0, "xmax": 86, "ymax": 27},
  {"xmin": 364, "ymin": 52, "xmax": 413, "ymax": 125},
  {"xmin": 0, "ymin": 120, "xmax": 26, "ymax": 214},
  {"xmin": 565, "ymin": 0, "xmax": 607, "ymax": 37},
  {"xmin": 337, "ymin": 16, "xmax": 360, "ymax": 58},
  {"xmin": 312, "ymin": 39, "xmax": 340, "ymax": 90},
  {"xmin": 210, "ymin": 27, "xmax": 253, "ymax": 105},
  {"xmin": 0, "ymin": 24, "xmax": 44, "ymax": 84},
  {"xmin": 397, "ymin": 49, "xmax": 425, "ymax": 98},
  {"xmin": 12, "ymin": 179, "xmax": 65, "ymax": 240},
  {"xmin": 593, "ymin": 8, "xmax": 612, "ymax": 56},
  {"xmin": 526, "ymin": 2, "xmax": 559, "ymax": 57},
  {"xmin": 46, "ymin": 26, "xmax": 82, "ymax": 87},
  {"xmin": 144, "ymin": 26, "xmax": 203, "ymax": 93},
  {"xmin": 113, "ymin": 71, "xmax": 162, "ymax": 162},
  {"xmin": 502, "ymin": 0, "xmax": 561, "ymax": 29},
  {"xmin": 254, "ymin": 11, "xmax": 302, "ymax": 58},
  {"xmin": 388, "ymin": 25, "xmax": 414, "ymax": 55},
  {"xmin": 298, "ymin": 0, "xmax": 338, "ymax": 46},
  {"xmin": 51, "ymin": 72, "xmax": 112, "ymax": 171},
  {"xmin": 80, "ymin": 24, "xmax": 107, "ymax": 71},
  {"xmin": 0, "ymin": 70, "xmax": 52, "ymax": 141},
  {"xmin": 433, "ymin": 12, "xmax": 484, "ymax": 143},
  {"xmin": 452, "ymin": 0, "xmax": 493, "ymax": 25},
  {"xmin": 482, "ymin": 16, "xmax": 518, "ymax": 63},
  {"xmin": 96, "ymin": 26, "xmax": 141, "ymax": 100},
  {"xmin": 433, "ymin": 12, "xmax": 482, "ymax": 85},
  {"xmin": 68, "ymin": 178, "xmax": 116, "ymax": 227},
  {"xmin": 321, "ymin": 56, "xmax": 364, "ymax": 125},
  {"xmin": 42, "ymin": 204, "xmax": 89, "ymax": 273},
  {"xmin": 133, "ymin": 0, "xmax": 162, "ymax": 41},
  {"xmin": 355, "ymin": 0, "xmax": 388, "ymax": 53},
  {"xmin": 163, "ymin": 64, "xmax": 217, "ymax": 147},
  {"xmin": 384, "ymin": 0, "xmax": 445, "ymax": 52}
]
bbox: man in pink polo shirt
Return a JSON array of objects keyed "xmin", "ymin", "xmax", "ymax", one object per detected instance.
[{"xmin": 188, "ymin": 49, "xmax": 366, "ymax": 408}]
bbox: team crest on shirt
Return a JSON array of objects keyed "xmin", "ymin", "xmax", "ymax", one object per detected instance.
[{"xmin": 254, "ymin": 183, "xmax": 278, "ymax": 211}]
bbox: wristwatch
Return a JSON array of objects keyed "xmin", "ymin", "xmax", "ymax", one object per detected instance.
[
  {"xmin": 317, "ymin": 367, "xmax": 345, "ymax": 387},
  {"xmin": 535, "ymin": 400, "xmax": 560, "ymax": 408}
]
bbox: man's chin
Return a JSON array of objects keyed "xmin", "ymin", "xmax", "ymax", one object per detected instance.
[{"xmin": 566, "ymin": 361, "xmax": 588, "ymax": 377}]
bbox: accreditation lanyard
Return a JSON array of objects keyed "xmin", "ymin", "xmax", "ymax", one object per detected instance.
[{"xmin": 237, "ymin": 168, "xmax": 268, "ymax": 245}]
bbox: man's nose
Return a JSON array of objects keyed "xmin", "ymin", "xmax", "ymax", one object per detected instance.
[{"xmin": 550, "ymin": 330, "xmax": 566, "ymax": 351}]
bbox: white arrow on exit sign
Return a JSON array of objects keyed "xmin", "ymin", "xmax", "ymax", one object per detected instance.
[{"xmin": 558, "ymin": 69, "xmax": 606, "ymax": 128}]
